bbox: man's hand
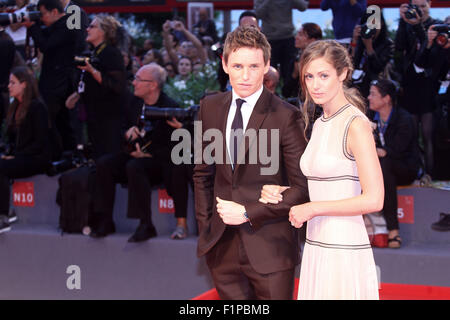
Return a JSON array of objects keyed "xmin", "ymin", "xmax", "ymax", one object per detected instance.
[
  {"xmin": 130, "ymin": 143, "xmax": 152, "ymax": 158},
  {"xmin": 376, "ymin": 147, "xmax": 387, "ymax": 158},
  {"xmin": 166, "ymin": 117, "xmax": 183, "ymax": 129},
  {"xmin": 125, "ymin": 126, "xmax": 143, "ymax": 141},
  {"xmin": 1, "ymin": 155, "xmax": 15, "ymax": 160},
  {"xmin": 216, "ymin": 197, "xmax": 247, "ymax": 225}
]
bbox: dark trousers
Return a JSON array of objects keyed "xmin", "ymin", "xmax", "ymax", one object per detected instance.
[
  {"xmin": 269, "ymin": 37, "xmax": 296, "ymax": 94},
  {"xmin": 206, "ymin": 227, "xmax": 295, "ymax": 300},
  {"xmin": 166, "ymin": 163, "xmax": 194, "ymax": 219},
  {"xmin": 41, "ymin": 92, "xmax": 76, "ymax": 151},
  {"xmin": 0, "ymin": 156, "xmax": 49, "ymax": 215},
  {"xmin": 93, "ymin": 152, "xmax": 163, "ymax": 226},
  {"xmin": 379, "ymin": 156, "xmax": 417, "ymax": 231}
]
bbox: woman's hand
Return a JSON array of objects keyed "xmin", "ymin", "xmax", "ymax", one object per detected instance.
[
  {"xmin": 259, "ymin": 184, "xmax": 290, "ymax": 204},
  {"xmin": 289, "ymin": 202, "xmax": 314, "ymax": 228},
  {"xmin": 1, "ymin": 155, "xmax": 15, "ymax": 160}
]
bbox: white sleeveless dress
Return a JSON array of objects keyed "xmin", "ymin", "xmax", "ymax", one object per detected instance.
[{"xmin": 298, "ymin": 104, "xmax": 379, "ymax": 300}]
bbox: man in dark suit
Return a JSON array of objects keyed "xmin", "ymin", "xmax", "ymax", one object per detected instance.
[
  {"xmin": 194, "ymin": 26, "xmax": 309, "ymax": 300},
  {"xmin": 26, "ymin": 0, "xmax": 77, "ymax": 151}
]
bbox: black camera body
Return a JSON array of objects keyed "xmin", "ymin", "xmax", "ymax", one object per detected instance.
[
  {"xmin": 73, "ymin": 54, "xmax": 99, "ymax": 67},
  {"xmin": 360, "ymin": 23, "xmax": 377, "ymax": 39},
  {"xmin": 432, "ymin": 24, "xmax": 450, "ymax": 47},
  {"xmin": 405, "ymin": 4, "xmax": 423, "ymax": 20},
  {"xmin": 211, "ymin": 42, "xmax": 223, "ymax": 60},
  {"xmin": 47, "ymin": 144, "xmax": 94, "ymax": 176}
]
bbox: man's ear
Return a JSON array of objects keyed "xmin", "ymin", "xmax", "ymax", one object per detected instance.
[
  {"xmin": 222, "ymin": 57, "xmax": 229, "ymax": 75},
  {"xmin": 264, "ymin": 60, "xmax": 270, "ymax": 75}
]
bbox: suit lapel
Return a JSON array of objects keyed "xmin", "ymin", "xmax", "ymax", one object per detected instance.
[
  {"xmin": 219, "ymin": 92, "xmax": 233, "ymax": 175},
  {"xmin": 234, "ymin": 88, "xmax": 271, "ymax": 172}
]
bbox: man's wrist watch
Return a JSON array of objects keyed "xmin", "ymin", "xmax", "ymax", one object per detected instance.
[{"xmin": 243, "ymin": 211, "xmax": 249, "ymax": 221}]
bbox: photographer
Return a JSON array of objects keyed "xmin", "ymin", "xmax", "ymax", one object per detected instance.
[
  {"xmin": 368, "ymin": 79, "xmax": 422, "ymax": 248},
  {"xmin": 76, "ymin": 14, "xmax": 127, "ymax": 160},
  {"xmin": 90, "ymin": 63, "xmax": 180, "ymax": 243},
  {"xmin": 351, "ymin": 10, "xmax": 394, "ymax": 99},
  {"xmin": 162, "ymin": 19, "xmax": 207, "ymax": 68},
  {"xmin": 394, "ymin": 0, "xmax": 443, "ymax": 179},
  {"xmin": 0, "ymin": 66, "xmax": 51, "ymax": 234},
  {"xmin": 26, "ymin": 0, "xmax": 77, "ymax": 151},
  {"xmin": 0, "ymin": 28, "xmax": 15, "ymax": 121}
]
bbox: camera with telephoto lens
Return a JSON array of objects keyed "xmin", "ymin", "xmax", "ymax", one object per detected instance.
[
  {"xmin": 143, "ymin": 105, "xmax": 199, "ymax": 121},
  {"xmin": 360, "ymin": 23, "xmax": 377, "ymax": 39},
  {"xmin": 125, "ymin": 105, "xmax": 199, "ymax": 154},
  {"xmin": 432, "ymin": 24, "xmax": 450, "ymax": 47},
  {"xmin": 0, "ymin": 2, "xmax": 41, "ymax": 27},
  {"xmin": 405, "ymin": 4, "xmax": 423, "ymax": 20}
]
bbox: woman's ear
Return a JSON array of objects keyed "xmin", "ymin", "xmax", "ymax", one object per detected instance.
[{"xmin": 339, "ymin": 67, "xmax": 348, "ymax": 82}]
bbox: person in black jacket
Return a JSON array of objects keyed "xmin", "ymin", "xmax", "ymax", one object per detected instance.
[
  {"xmin": 0, "ymin": 29, "xmax": 16, "ymax": 122},
  {"xmin": 368, "ymin": 79, "xmax": 422, "ymax": 248},
  {"xmin": 394, "ymin": 0, "xmax": 443, "ymax": 179},
  {"xmin": 90, "ymin": 63, "xmax": 180, "ymax": 243},
  {"xmin": 0, "ymin": 66, "xmax": 51, "ymax": 233},
  {"xmin": 26, "ymin": 0, "xmax": 77, "ymax": 151},
  {"xmin": 77, "ymin": 14, "xmax": 127, "ymax": 160},
  {"xmin": 351, "ymin": 10, "xmax": 394, "ymax": 99}
]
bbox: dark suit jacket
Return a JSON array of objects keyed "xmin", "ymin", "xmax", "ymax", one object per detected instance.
[
  {"xmin": 29, "ymin": 15, "xmax": 77, "ymax": 97},
  {"xmin": 194, "ymin": 88, "xmax": 309, "ymax": 275}
]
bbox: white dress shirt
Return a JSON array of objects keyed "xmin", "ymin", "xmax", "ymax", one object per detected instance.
[{"xmin": 226, "ymin": 86, "xmax": 264, "ymax": 167}]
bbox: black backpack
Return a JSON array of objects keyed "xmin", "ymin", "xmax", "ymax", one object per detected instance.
[{"xmin": 56, "ymin": 165, "xmax": 96, "ymax": 234}]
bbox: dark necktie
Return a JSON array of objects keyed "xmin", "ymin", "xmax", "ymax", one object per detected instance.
[{"xmin": 231, "ymin": 98, "xmax": 245, "ymax": 166}]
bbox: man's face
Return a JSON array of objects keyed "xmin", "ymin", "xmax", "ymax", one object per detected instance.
[
  {"xmin": 239, "ymin": 16, "xmax": 259, "ymax": 29},
  {"xmin": 132, "ymin": 68, "xmax": 156, "ymax": 99},
  {"xmin": 222, "ymin": 47, "xmax": 269, "ymax": 98},
  {"xmin": 39, "ymin": 6, "xmax": 59, "ymax": 27},
  {"xmin": 295, "ymin": 28, "xmax": 309, "ymax": 50},
  {"xmin": 411, "ymin": 0, "xmax": 431, "ymax": 21}
]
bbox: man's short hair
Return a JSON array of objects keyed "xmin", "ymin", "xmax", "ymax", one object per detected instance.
[
  {"xmin": 223, "ymin": 26, "xmax": 270, "ymax": 65},
  {"xmin": 238, "ymin": 10, "xmax": 257, "ymax": 24},
  {"xmin": 146, "ymin": 62, "xmax": 167, "ymax": 90},
  {"xmin": 38, "ymin": 0, "xmax": 64, "ymax": 13}
]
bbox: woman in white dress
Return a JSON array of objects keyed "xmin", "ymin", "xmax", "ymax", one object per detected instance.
[{"xmin": 259, "ymin": 40, "xmax": 383, "ymax": 300}]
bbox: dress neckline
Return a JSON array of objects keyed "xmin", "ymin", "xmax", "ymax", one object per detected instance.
[{"xmin": 320, "ymin": 103, "xmax": 351, "ymax": 122}]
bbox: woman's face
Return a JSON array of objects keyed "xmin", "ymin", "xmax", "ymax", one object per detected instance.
[
  {"xmin": 178, "ymin": 58, "xmax": 192, "ymax": 76},
  {"xmin": 142, "ymin": 50, "xmax": 155, "ymax": 65},
  {"xmin": 368, "ymin": 85, "xmax": 389, "ymax": 112},
  {"xmin": 86, "ymin": 19, "xmax": 105, "ymax": 45},
  {"xmin": 303, "ymin": 57, "xmax": 346, "ymax": 107},
  {"xmin": 8, "ymin": 74, "xmax": 26, "ymax": 101}
]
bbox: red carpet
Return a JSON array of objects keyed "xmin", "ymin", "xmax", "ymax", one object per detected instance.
[{"xmin": 193, "ymin": 279, "xmax": 450, "ymax": 300}]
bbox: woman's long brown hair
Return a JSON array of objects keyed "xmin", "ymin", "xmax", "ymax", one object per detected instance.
[
  {"xmin": 7, "ymin": 66, "xmax": 40, "ymax": 128},
  {"xmin": 298, "ymin": 40, "xmax": 366, "ymax": 139}
]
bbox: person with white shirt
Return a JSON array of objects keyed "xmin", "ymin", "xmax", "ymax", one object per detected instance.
[{"xmin": 193, "ymin": 26, "xmax": 309, "ymax": 300}]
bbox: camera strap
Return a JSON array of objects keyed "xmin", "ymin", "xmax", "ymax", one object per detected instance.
[{"xmin": 78, "ymin": 70, "xmax": 85, "ymax": 94}]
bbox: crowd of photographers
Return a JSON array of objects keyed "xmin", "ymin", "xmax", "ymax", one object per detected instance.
[{"xmin": 0, "ymin": 0, "xmax": 449, "ymax": 240}]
